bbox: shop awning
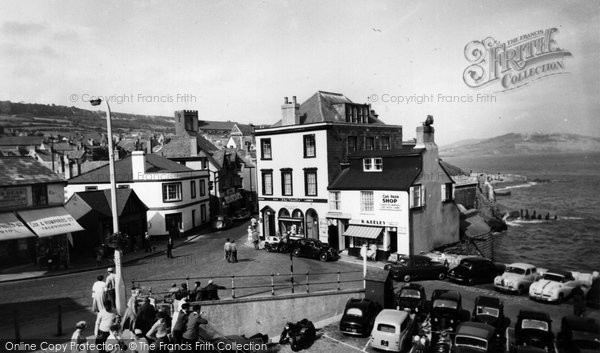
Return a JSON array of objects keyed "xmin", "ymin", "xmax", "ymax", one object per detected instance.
[
  {"xmin": 278, "ymin": 217, "xmax": 303, "ymax": 222},
  {"xmin": 17, "ymin": 207, "xmax": 84, "ymax": 238},
  {"xmin": 343, "ymin": 225, "xmax": 382, "ymax": 239},
  {"xmin": 0, "ymin": 212, "xmax": 36, "ymax": 241}
]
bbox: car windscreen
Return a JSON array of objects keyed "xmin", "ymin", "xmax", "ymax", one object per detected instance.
[
  {"xmin": 505, "ymin": 266, "xmax": 526, "ymax": 275},
  {"xmin": 459, "ymin": 261, "xmax": 473, "ymax": 270},
  {"xmin": 476, "ymin": 306, "xmax": 499, "ymax": 317},
  {"xmin": 542, "ymin": 273, "xmax": 566, "ymax": 282},
  {"xmin": 345, "ymin": 308, "xmax": 363, "ymax": 317},
  {"xmin": 433, "ymin": 299, "xmax": 458, "ymax": 310},
  {"xmin": 521, "ymin": 319, "xmax": 549, "ymax": 331},
  {"xmin": 400, "ymin": 289, "xmax": 421, "ymax": 299},
  {"xmin": 455, "ymin": 335, "xmax": 488, "ymax": 350},
  {"xmin": 377, "ymin": 323, "xmax": 396, "ymax": 333}
]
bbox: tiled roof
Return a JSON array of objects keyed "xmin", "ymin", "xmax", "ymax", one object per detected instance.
[
  {"xmin": 69, "ymin": 188, "xmax": 148, "ymax": 217},
  {"xmin": 0, "ymin": 156, "xmax": 64, "ymax": 186},
  {"xmin": 33, "ymin": 150, "xmax": 54, "ymax": 162},
  {"xmin": 65, "ymin": 150, "xmax": 86, "ymax": 160},
  {"xmin": 52, "ymin": 142, "xmax": 75, "ymax": 151},
  {"xmin": 68, "ymin": 153, "xmax": 193, "ymax": 184},
  {"xmin": 156, "ymin": 135, "xmax": 219, "ymax": 158},
  {"xmin": 232, "ymin": 123, "xmax": 254, "ymax": 135},
  {"xmin": 0, "ymin": 136, "xmax": 44, "ymax": 146},
  {"xmin": 198, "ymin": 120, "xmax": 237, "ymax": 131},
  {"xmin": 79, "ymin": 160, "xmax": 109, "ymax": 174},
  {"xmin": 439, "ymin": 160, "xmax": 469, "ymax": 177}
]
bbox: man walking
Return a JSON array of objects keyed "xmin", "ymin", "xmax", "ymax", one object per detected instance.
[
  {"xmin": 105, "ymin": 268, "xmax": 116, "ymax": 308},
  {"xmin": 230, "ymin": 240, "xmax": 238, "ymax": 263},
  {"xmin": 223, "ymin": 238, "xmax": 232, "ymax": 263},
  {"xmin": 92, "ymin": 275, "xmax": 107, "ymax": 313},
  {"xmin": 166, "ymin": 237, "xmax": 174, "ymax": 258},
  {"xmin": 144, "ymin": 232, "xmax": 152, "ymax": 253}
]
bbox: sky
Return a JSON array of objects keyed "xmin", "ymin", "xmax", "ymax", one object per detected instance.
[{"xmin": 0, "ymin": 0, "xmax": 598, "ymax": 145}]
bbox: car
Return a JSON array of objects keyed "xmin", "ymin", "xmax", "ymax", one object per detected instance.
[
  {"xmin": 231, "ymin": 208, "xmax": 251, "ymax": 222},
  {"xmin": 586, "ymin": 277, "xmax": 600, "ymax": 309},
  {"xmin": 448, "ymin": 257, "xmax": 504, "ymax": 285},
  {"xmin": 211, "ymin": 215, "xmax": 232, "ymax": 230},
  {"xmin": 494, "ymin": 263, "xmax": 540, "ymax": 294},
  {"xmin": 384, "ymin": 255, "xmax": 447, "ymax": 282},
  {"xmin": 529, "ymin": 269, "xmax": 590, "ymax": 304},
  {"xmin": 369, "ymin": 309, "xmax": 415, "ymax": 352},
  {"xmin": 339, "ymin": 298, "xmax": 382, "ymax": 336},
  {"xmin": 508, "ymin": 310, "xmax": 556, "ymax": 353},
  {"xmin": 557, "ymin": 316, "xmax": 600, "ymax": 353},
  {"xmin": 290, "ymin": 238, "xmax": 338, "ymax": 262},
  {"xmin": 471, "ymin": 296, "xmax": 509, "ymax": 335},
  {"xmin": 454, "ymin": 322, "xmax": 499, "ymax": 353},
  {"xmin": 395, "ymin": 283, "xmax": 427, "ymax": 314},
  {"xmin": 263, "ymin": 236, "xmax": 292, "ymax": 253},
  {"xmin": 431, "ymin": 289, "xmax": 467, "ymax": 333}
]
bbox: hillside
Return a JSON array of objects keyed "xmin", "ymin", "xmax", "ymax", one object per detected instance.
[
  {"xmin": 0, "ymin": 100, "xmax": 174, "ymax": 135},
  {"xmin": 441, "ymin": 133, "xmax": 600, "ymax": 157}
]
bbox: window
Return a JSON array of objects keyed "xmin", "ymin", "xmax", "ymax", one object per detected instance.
[
  {"xmin": 365, "ymin": 137, "xmax": 374, "ymax": 150},
  {"xmin": 381, "ymin": 136, "xmax": 390, "ymax": 150},
  {"xmin": 303, "ymin": 134, "xmax": 316, "ymax": 158},
  {"xmin": 304, "ymin": 169, "xmax": 317, "ymax": 196},
  {"xmin": 85, "ymin": 186, "xmax": 98, "ymax": 191},
  {"xmin": 200, "ymin": 179, "xmax": 206, "ymax": 196},
  {"xmin": 281, "ymin": 169, "xmax": 293, "ymax": 196},
  {"xmin": 261, "ymin": 170, "xmax": 273, "ymax": 195},
  {"xmin": 410, "ymin": 185, "xmax": 425, "ymax": 208},
  {"xmin": 441, "ymin": 182, "xmax": 453, "ymax": 201},
  {"xmin": 162, "ymin": 182, "xmax": 182, "ymax": 202},
  {"xmin": 347, "ymin": 136, "xmax": 357, "ymax": 153},
  {"xmin": 260, "ymin": 138, "xmax": 272, "ymax": 159},
  {"xmin": 201, "ymin": 204, "xmax": 207, "ymax": 222},
  {"xmin": 329, "ymin": 191, "xmax": 341, "ymax": 210},
  {"xmin": 190, "ymin": 180, "xmax": 197, "ymax": 199},
  {"xmin": 360, "ymin": 191, "xmax": 374, "ymax": 212},
  {"xmin": 32, "ymin": 184, "xmax": 48, "ymax": 206},
  {"xmin": 363, "ymin": 158, "xmax": 383, "ymax": 172}
]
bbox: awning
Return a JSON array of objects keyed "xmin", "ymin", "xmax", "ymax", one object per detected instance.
[
  {"xmin": 278, "ymin": 217, "xmax": 303, "ymax": 222},
  {"xmin": 343, "ymin": 225, "xmax": 383, "ymax": 239},
  {"xmin": 17, "ymin": 207, "xmax": 84, "ymax": 238},
  {"xmin": 0, "ymin": 212, "xmax": 36, "ymax": 241}
]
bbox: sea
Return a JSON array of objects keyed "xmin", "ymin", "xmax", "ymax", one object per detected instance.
[{"xmin": 443, "ymin": 152, "xmax": 600, "ymax": 273}]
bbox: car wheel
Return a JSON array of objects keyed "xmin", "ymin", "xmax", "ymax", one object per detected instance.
[
  {"xmin": 265, "ymin": 245, "xmax": 272, "ymax": 252},
  {"xmin": 518, "ymin": 285, "xmax": 525, "ymax": 295},
  {"xmin": 290, "ymin": 337, "xmax": 301, "ymax": 352},
  {"xmin": 403, "ymin": 274, "xmax": 411, "ymax": 282},
  {"xmin": 557, "ymin": 293, "xmax": 564, "ymax": 304},
  {"xmin": 319, "ymin": 253, "xmax": 328, "ymax": 262},
  {"xmin": 292, "ymin": 248, "xmax": 301, "ymax": 257},
  {"xmin": 437, "ymin": 272, "xmax": 446, "ymax": 280}
]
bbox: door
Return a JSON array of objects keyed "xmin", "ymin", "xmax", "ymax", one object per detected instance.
[
  {"xmin": 165, "ymin": 213, "xmax": 182, "ymax": 236},
  {"xmin": 328, "ymin": 225, "xmax": 339, "ymax": 251},
  {"xmin": 306, "ymin": 209, "xmax": 319, "ymax": 239},
  {"xmin": 389, "ymin": 231, "xmax": 397, "ymax": 253}
]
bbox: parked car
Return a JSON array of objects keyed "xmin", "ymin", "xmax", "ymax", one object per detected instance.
[
  {"xmin": 339, "ymin": 298, "xmax": 382, "ymax": 336},
  {"xmin": 494, "ymin": 263, "xmax": 540, "ymax": 294},
  {"xmin": 395, "ymin": 283, "xmax": 427, "ymax": 314},
  {"xmin": 384, "ymin": 255, "xmax": 447, "ymax": 282},
  {"xmin": 586, "ymin": 277, "xmax": 600, "ymax": 309},
  {"xmin": 369, "ymin": 309, "xmax": 415, "ymax": 352},
  {"xmin": 211, "ymin": 215, "xmax": 232, "ymax": 230},
  {"xmin": 290, "ymin": 238, "xmax": 338, "ymax": 262},
  {"xmin": 448, "ymin": 257, "xmax": 504, "ymax": 285},
  {"xmin": 557, "ymin": 316, "xmax": 600, "ymax": 353},
  {"xmin": 231, "ymin": 208, "xmax": 251, "ymax": 222},
  {"xmin": 508, "ymin": 310, "xmax": 556, "ymax": 353},
  {"xmin": 431, "ymin": 289, "xmax": 467, "ymax": 333},
  {"xmin": 263, "ymin": 236, "xmax": 292, "ymax": 253},
  {"xmin": 454, "ymin": 322, "xmax": 499, "ymax": 353},
  {"xmin": 529, "ymin": 269, "xmax": 590, "ymax": 304},
  {"xmin": 472, "ymin": 296, "xmax": 509, "ymax": 335}
]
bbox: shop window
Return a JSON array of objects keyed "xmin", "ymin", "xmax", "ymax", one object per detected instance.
[
  {"xmin": 261, "ymin": 138, "xmax": 272, "ymax": 160},
  {"xmin": 304, "ymin": 169, "xmax": 317, "ymax": 196},
  {"xmin": 32, "ymin": 184, "xmax": 48, "ymax": 206},
  {"xmin": 281, "ymin": 169, "xmax": 293, "ymax": 196},
  {"xmin": 261, "ymin": 170, "xmax": 273, "ymax": 196},
  {"xmin": 329, "ymin": 191, "xmax": 341, "ymax": 210},
  {"xmin": 410, "ymin": 185, "xmax": 425, "ymax": 208},
  {"xmin": 303, "ymin": 134, "xmax": 316, "ymax": 158},
  {"xmin": 363, "ymin": 158, "xmax": 382, "ymax": 172},
  {"xmin": 360, "ymin": 191, "xmax": 374, "ymax": 212},
  {"xmin": 441, "ymin": 183, "xmax": 454, "ymax": 202},
  {"xmin": 190, "ymin": 180, "xmax": 197, "ymax": 199},
  {"xmin": 162, "ymin": 182, "xmax": 182, "ymax": 202}
]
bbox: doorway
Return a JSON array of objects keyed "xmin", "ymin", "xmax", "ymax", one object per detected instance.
[
  {"xmin": 306, "ymin": 209, "xmax": 319, "ymax": 239},
  {"xmin": 328, "ymin": 224, "xmax": 339, "ymax": 251}
]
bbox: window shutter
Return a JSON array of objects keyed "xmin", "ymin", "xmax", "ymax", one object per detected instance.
[
  {"xmin": 421, "ymin": 185, "xmax": 426, "ymax": 206},
  {"xmin": 409, "ymin": 187, "xmax": 414, "ymax": 208},
  {"xmin": 441, "ymin": 184, "xmax": 446, "ymax": 202}
]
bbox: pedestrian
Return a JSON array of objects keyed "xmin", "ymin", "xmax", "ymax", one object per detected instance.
[
  {"xmin": 224, "ymin": 238, "xmax": 232, "ymax": 262},
  {"xmin": 252, "ymin": 229, "xmax": 259, "ymax": 250},
  {"xmin": 204, "ymin": 279, "xmax": 226, "ymax": 300},
  {"xmin": 146, "ymin": 311, "xmax": 170, "ymax": 353},
  {"xmin": 94, "ymin": 302, "xmax": 116, "ymax": 352},
  {"xmin": 172, "ymin": 302, "xmax": 189, "ymax": 346},
  {"xmin": 96, "ymin": 247, "xmax": 104, "ymax": 267},
  {"xmin": 166, "ymin": 237, "xmax": 174, "ymax": 258},
  {"xmin": 189, "ymin": 281, "xmax": 201, "ymax": 302},
  {"xmin": 92, "ymin": 275, "xmax": 107, "ymax": 313},
  {"xmin": 230, "ymin": 240, "xmax": 238, "ymax": 263},
  {"xmin": 132, "ymin": 329, "xmax": 150, "ymax": 353},
  {"xmin": 179, "ymin": 282, "xmax": 189, "ymax": 300},
  {"xmin": 105, "ymin": 323, "xmax": 126, "ymax": 353},
  {"xmin": 71, "ymin": 321, "xmax": 89, "ymax": 353},
  {"xmin": 144, "ymin": 232, "xmax": 152, "ymax": 253},
  {"xmin": 135, "ymin": 297, "xmax": 156, "ymax": 337},
  {"xmin": 105, "ymin": 268, "xmax": 117, "ymax": 307},
  {"xmin": 250, "ymin": 217, "xmax": 257, "ymax": 231},
  {"xmin": 572, "ymin": 284, "xmax": 586, "ymax": 317},
  {"xmin": 122, "ymin": 287, "xmax": 140, "ymax": 332},
  {"xmin": 182, "ymin": 304, "xmax": 208, "ymax": 351}
]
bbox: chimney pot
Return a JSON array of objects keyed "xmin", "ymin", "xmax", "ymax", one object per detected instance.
[
  {"xmin": 292, "ymin": 96, "xmax": 297, "ymax": 104},
  {"xmin": 284, "ymin": 97, "xmax": 289, "ymax": 104}
]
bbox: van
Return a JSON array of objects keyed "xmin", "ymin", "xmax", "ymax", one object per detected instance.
[{"xmin": 369, "ymin": 309, "xmax": 414, "ymax": 352}]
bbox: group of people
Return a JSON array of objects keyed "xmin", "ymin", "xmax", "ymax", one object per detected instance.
[
  {"xmin": 168, "ymin": 280, "xmax": 226, "ymax": 302},
  {"xmin": 223, "ymin": 238, "xmax": 239, "ymax": 263}
]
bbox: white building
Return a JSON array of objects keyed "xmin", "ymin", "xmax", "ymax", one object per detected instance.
[{"xmin": 66, "ymin": 151, "xmax": 210, "ymax": 237}]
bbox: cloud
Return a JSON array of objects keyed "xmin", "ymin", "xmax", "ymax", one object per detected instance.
[{"xmin": 1, "ymin": 21, "xmax": 46, "ymax": 36}]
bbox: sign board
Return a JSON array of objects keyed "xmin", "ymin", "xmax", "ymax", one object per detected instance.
[
  {"xmin": 379, "ymin": 192, "xmax": 401, "ymax": 211},
  {"xmin": 0, "ymin": 187, "xmax": 28, "ymax": 210}
]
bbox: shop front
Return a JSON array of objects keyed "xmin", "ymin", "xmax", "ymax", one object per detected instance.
[
  {"xmin": 278, "ymin": 208, "xmax": 305, "ymax": 237},
  {"xmin": 0, "ymin": 212, "xmax": 38, "ymax": 267}
]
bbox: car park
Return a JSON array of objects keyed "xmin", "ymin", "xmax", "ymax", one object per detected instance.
[
  {"xmin": 384, "ymin": 254, "xmax": 447, "ymax": 282},
  {"xmin": 369, "ymin": 309, "xmax": 415, "ymax": 352},
  {"xmin": 290, "ymin": 238, "xmax": 338, "ymax": 262},
  {"xmin": 494, "ymin": 263, "xmax": 540, "ymax": 294},
  {"xmin": 471, "ymin": 296, "xmax": 509, "ymax": 335},
  {"xmin": 395, "ymin": 283, "xmax": 427, "ymax": 314},
  {"xmin": 448, "ymin": 257, "xmax": 504, "ymax": 285},
  {"xmin": 507, "ymin": 310, "xmax": 556, "ymax": 353},
  {"xmin": 339, "ymin": 298, "xmax": 382, "ymax": 336},
  {"xmin": 557, "ymin": 316, "xmax": 600, "ymax": 353},
  {"xmin": 454, "ymin": 322, "xmax": 500, "ymax": 353},
  {"xmin": 431, "ymin": 289, "xmax": 466, "ymax": 333},
  {"xmin": 529, "ymin": 269, "xmax": 590, "ymax": 304}
]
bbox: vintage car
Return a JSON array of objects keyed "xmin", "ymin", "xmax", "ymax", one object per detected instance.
[
  {"xmin": 448, "ymin": 257, "xmax": 504, "ymax": 285},
  {"xmin": 557, "ymin": 316, "xmax": 600, "ymax": 353},
  {"xmin": 290, "ymin": 238, "xmax": 338, "ymax": 261},
  {"xmin": 370, "ymin": 309, "xmax": 415, "ymax": 352},
  {"xmin": 471, "ymin": 296, "xmax": 509, "ymax": 335},
  {"xmin": 494, "ymin": 263, "xmax": 540, "ymax": 294},
  {"xmin": 395, "ymin": 283, "xmax": 427, "ymax": 314},
  {"xmin": 211, "ymin": 215, "xmax": 232, "ymax": 230},
  {"xmin": 339, "ymin": 298, "xmax": 382, "ymax": 336},
  {"xmin": 231, "ymin": 208, "xmax": 251, "ymax": 222},
  {"xmin": 263, "ymin": 236, "xmax": 292, "ymax": 253},
  {"xmin": 454, "ymin": 322, "xmax": 499, "ymax": 353},
  {"xmin": 431, "ymin": 289, "xmax": 467, "ymax": 333},
  {"xmin": 529, "ymin": 269, "xmax": 590, "ymax": 303},
  {"xmin": 384, "ymin": 255, "xmax": 447, "ymax": 282},
  {"xmin": 507, "ymin": 310, "xmax": 556, "ymax": 353}
]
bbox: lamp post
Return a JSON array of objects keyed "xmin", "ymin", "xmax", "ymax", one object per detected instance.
[{"xmin": 90, "ymin": 98, "xmax": 126, "ymax": 315}]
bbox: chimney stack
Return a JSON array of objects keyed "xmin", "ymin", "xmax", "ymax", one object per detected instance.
[
  {"xmin": 281, "ymin": 95, "xmax": 300, "ymax": 126},
  {"xmin": 415, "ymin": 115, "xmax": 436, "ymax": 148},
  {"xmin": 131, "ymin": 150, "xmax": 145, "ymax": 180}
]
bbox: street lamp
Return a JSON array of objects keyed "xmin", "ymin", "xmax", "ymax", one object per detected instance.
[{"xmin": 90, "ymin": 98, "xmax": 126, "ymax": 315}]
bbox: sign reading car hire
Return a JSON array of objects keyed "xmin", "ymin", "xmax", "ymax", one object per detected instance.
[{"xmin": 379, "ymin": 193, "xmax": 401, "ymax": 211}]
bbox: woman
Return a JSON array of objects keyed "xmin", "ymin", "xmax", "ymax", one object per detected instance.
[
  {"xmin": 71, "ymin": 321, "xmax": 88, "ymax": 353},
  {"xmin": 122, "ymin": 287, "xmax": 140, "ymax": 331},
  {"xmin": 95, "ymin": 303, "xmax": 116, "ymax": 353},
  {"xmin": 146, "ymin": 311, "xmax": 170, "ymax": 353}
]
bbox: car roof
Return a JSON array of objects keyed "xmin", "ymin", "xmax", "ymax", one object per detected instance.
[
  {"xmin": 544, "ymin": 269, "xmax": 572, "ymax": 277},
  {"xmin": 475, "ymin": 296, "xmax": 502, "ymax": 308},
  {"xmin": 346, "ymin": 298, "xmax": 375, "ymax": 309},
  {"xmin": 456, "ymin": 322, "xmax": 495, "ymax": 339},
  {"xmin": 562, "ymin": 316, "xmax": 600, "ymax": 333},
  {"xmin": 518, "ymin": 310, "xmax": 551, "ymax": 322},
  {"xmin": 432, "ymin": 289, "xmax": 461, "ymax": 301},
  {"xmin": 508, "ymin": 263, "xmax": 536, "ymax": 269},
  {"xmin": 375, "ymin": 309, "xmax": 409, "ymax": 323}
]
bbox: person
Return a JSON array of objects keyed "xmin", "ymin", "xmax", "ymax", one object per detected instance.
[
  {"xmin": 250, "ymin": 217, "xmax": 257, "ymax": 231},
  {"xmin": 132, "ymin": 329, "xmax": 150, "ymax": 353},
  {"xmin": 96, "ymin": 247, "xmax": 104, "ymax": 267},
  {"xmin": 189, "ymin": 281, "xmax": 201, "ymax": 302},
  {"xmin": 204, "ymin": 279, "xmax": 226, "ymax": 300},
  {"xmin": 105, "ymin": 323, "xmax": 126, "ymax": 353},
  {"xmin": 122, "ymin": 287, "xmax": 140, "ymax": 332},
  {"xmin": 146, "ymin": 311, "xmax": 170, "ymax": 353},
  {"xmin": 105, "ymin": 268, "xmax": 117, "ymax": 307},
  {"xmin": 179, "ymin": 283, "xmax": 189, "ymax": 300},
  {"xmin": 95, "ymin": 303, "xmax": 116, "ymax": 352},
  {"xmin": 252, "ymin": 229, "xmax": 259, "ymax": 250},
  {"xmin": 135, "ymin": 297, "xmax": 157, "ymax": 337},
  {"xmin": 166, "ymin": 237, "xmax": 174, "ymax": 258},
  {"xmin": 144, "ymin": 232, "xmax": 152, "ymax": 253},
  {"xmin": 182, "ymin": 304, "xmax": 208, "ymax": 350},
  {"xmin": 230, "ymin": 240, "xmax": 238, "ymax": 263},
  {"xmin": 572, "ymin": 284, "xmax": 586, "ymax": 317},
  {"xmin": 92, "ymin": 275, "xmax": 107, "ymax": 313},
  {"xmin": 224, "ymin": 238, "xmax": 232, "ymax": 262},
  {"xmin": 71, "ymin": 321, "xmax": 89, "ymax": 353},
  {"xmin": 172, "ymin": 302, "xmax": 189, "ymax": 346}
]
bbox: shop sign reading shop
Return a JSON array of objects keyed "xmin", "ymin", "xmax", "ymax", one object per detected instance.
[{"xmin": 379, "ymin": 193, "xmax": 401, "ymax": 211}]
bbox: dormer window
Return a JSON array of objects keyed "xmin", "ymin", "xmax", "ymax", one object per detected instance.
[{"xmin": 363, "ymin": 158, "xmax": 382, "ymax": 172}]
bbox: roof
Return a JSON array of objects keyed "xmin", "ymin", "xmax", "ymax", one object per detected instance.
[
  {"xmin": 69, "ymin": 188, "xmax": 148, "ymax": 217},
  {"xmin": 508, "ymin": 263, "xmax": 536, "ymax": 270},
  {"xmin": 0, "ymin": 136, "xmax": 44, "ymax": 146},
  {"xmin": 329, "ymin": 149, "xmax": 423, "ymax": 191},
  {"xmin": 198, "ymin": 120, "xmax": 237, "ymax": 131},
  {"xmin": 0, "ymin": 156, "xmax": 64, "ymax": 185},
  {"xmin": 518, "ymin": 310, "xmax": 551, "ymax": 322},
  {"xmin": 51, "ymin": 142, "xmax": 75, "ymax": 151},
  {"xmin": 79, "ymin": 160, "xmax": 109, "ymax": 174},
  {"xmin": 544, "ymin": 269, "xmax": 573, "ymax": 277},
  {"xmin": 68, "ymin": 153, "xmax": 193, "ymax": 184},
  {"xmin": 65, "ymin": 150, "xmax": 86, "ymax": 160},
  {"xmin": 346, "ymin": 298, "xmax": 377, "ymax": 310},
  {"xmin": 461, "ymin": 213, "xmax": 491, "ymax": 238},
  {"xmin": 475, "ymin": 296, "xmax": 502, "ymax": 308},
  {"xmin": 439, "ymin": 160, "xmax": 470, "ymax": 177},
  {"xmin": 232, "ymin": 123, "xmax": 254, "ymax": 135},
  {"xmin": 456, "ymin": 322, "xmax": 495, "ymax": 339},
  {"xmin": 34, "ymin": 150, "xmax": 54, "ymax": 162},
  {"xmin": 156, "ymin": 135, "xmax": 219, "ymax": 158},
  {"xmin": 375, "ymin": 309, "xmax": 409, "ymax": 323},
  {"xmin": 432, "ymin": 289, "xmax": 461, "ymax": 301}
]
